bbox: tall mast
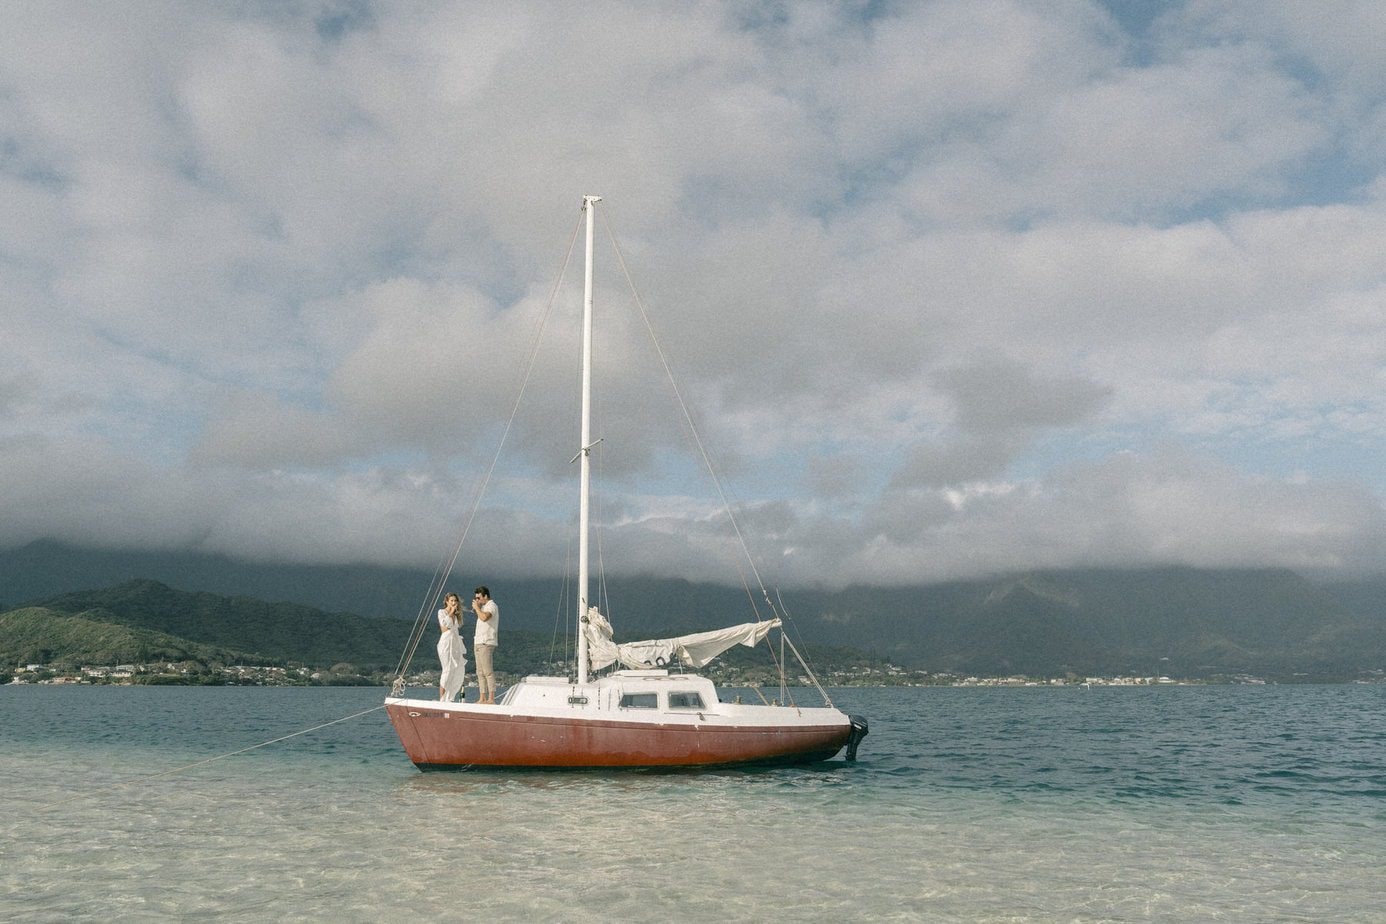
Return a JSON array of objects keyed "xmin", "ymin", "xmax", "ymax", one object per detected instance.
[{"xmin": 577, "ymin": 194, "xmax": 600, "ymax": 685}]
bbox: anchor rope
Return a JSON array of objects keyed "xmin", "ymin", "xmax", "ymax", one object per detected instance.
[{"xmin": 33, "ymin": 705, "xmax": 385, "ymax": 812}]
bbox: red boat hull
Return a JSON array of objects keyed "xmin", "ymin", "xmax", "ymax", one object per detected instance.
[{"xmin": 385, "ymin": 702, "xmax": 853, "ymax": 769}]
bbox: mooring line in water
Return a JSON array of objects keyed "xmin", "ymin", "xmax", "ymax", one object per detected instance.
[{"xmin": 33, "ymin": 704, "xmax": 386, "ymax": 812}]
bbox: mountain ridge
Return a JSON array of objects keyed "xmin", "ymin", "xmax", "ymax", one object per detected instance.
[
  {"xmin": 0, "ymin": 579, "xmax": 886, "ymax": 683},
  {"xmin": 3, "ymin": 542, "xmax": 1385, "ymax": 678}
]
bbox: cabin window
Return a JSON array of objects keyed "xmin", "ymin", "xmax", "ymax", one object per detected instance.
[
  {"xmin": 619, "ymin": 693, "xmax": 658, "ymax": 709},
  {"xmin": 668, "ymin": 691, "xmax": 705, "ymax": 710}
]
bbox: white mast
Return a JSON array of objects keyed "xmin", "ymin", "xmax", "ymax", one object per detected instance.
[{"xmin": 577, "ymin": 195, "xmax": 600, "ymax": 685}]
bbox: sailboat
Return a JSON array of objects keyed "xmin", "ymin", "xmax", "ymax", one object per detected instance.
[{"xmin": 384, "ymin": 196, "xmax": 867, "ymax": 769}]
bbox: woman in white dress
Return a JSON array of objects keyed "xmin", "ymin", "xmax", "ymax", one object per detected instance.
[{"xmin": 437, "ymin": 592, "xmax": 468, "ymax": 702}]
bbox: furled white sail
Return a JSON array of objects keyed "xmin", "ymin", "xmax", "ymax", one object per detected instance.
[{"xmin": 582, "ymin": 606, "xmax": 780, "ymax": 671}]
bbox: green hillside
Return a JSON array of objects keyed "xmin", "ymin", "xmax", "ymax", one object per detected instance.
[
  {"xmin": 32, "ymin": 579, "xmax": 410, "ymax": 669},
  {"xmin": 0, "ymin": 606, "xmax": 253, "ymax": 667}
]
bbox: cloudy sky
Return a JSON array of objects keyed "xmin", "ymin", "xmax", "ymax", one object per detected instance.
[{"xmin": 3, "ymin": 0, "xmax": 1385, "ymax": 587}]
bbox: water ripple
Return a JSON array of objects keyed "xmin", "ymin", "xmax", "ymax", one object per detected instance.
[{"xmin": 4, "ymin": 684, "xmax": 1386, "ymax": 920}]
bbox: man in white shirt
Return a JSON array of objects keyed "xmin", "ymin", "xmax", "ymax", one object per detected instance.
[{"xmin": 471, "ymin": 586, "xmax": 500, "ymax": 704}]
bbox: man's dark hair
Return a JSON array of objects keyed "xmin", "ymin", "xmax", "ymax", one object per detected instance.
[{"xmin": 474, "ymin": 586, "xmax": 490, "ymax": 598}]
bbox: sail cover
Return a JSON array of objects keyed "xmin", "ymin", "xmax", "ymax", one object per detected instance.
[{"xmin": 583, "ymin": 607, "xmax": 780, "ymax": 671}]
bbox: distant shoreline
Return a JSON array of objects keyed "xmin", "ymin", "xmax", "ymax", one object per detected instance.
[{"xmin": 8, "ymin": 672, "xmax": 1382, "ymax": 689}]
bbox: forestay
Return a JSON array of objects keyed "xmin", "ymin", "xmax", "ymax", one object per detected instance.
[{"xmin": 582, "ymin": 606, "xmax": 780, "ymax": 671}]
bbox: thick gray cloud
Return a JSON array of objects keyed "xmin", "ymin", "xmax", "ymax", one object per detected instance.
[
  {"xmin": 888, "ymin": 359, "xmax": 1111, "ymax": 489},
  {"xmin": 2, "ymin": 1, "xmax": 1385, "ymax": 586}
]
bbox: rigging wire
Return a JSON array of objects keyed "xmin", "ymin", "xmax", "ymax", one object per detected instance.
[
  {"xmin": 775, "ymin": 588, "xmax": 833, "ymax": 706},
  {"xmin": 549, "ymin": 538, "xmax": 573, "ymax": 668},
  {"xmin": 599, "ymin": 209, "xmax": 777, "ymax": 616},
  {"xmin": 595, "ymin": 206, "xmax": 842, "ymax": 703},
  {"xmin": 598, "ymin": 211, "xmax": 820, "ymax": 692},
  {"xmin": 393, "ymin": 543, "xmax": 468, "ymax": 683},
  {"xmin": 599, "ymin": 208, "xmax": 825, "ymax": 703},
  {"xmin": 780, "ymin": 633, "xmax": 788, "ymax": 704},
  {"xmin": 595, "ymin": 443, "xmax": 612, "ymax": 624},
  {"xmin": 392, "ymin": 211, "xmax": 584, "ymax": 683}
]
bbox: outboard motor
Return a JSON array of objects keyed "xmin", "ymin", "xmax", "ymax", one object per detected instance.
[{"xmin": 845, "ymin": 714, "xmax": 869, "ymax": 761}]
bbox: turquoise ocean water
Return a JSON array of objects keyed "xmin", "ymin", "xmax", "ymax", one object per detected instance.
[{"xmin": 3, "ymin": 684, "xmax": 1384, "ymax": 922}]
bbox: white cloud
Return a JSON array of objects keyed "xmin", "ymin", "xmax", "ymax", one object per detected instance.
[{"xmin": 2, "ymin": 0, "xmax": 1385, "ymax": 587}]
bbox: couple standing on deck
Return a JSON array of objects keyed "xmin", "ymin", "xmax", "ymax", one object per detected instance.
[{"xmin": 437, "ymin": 586, "xmax": 499, "ymax": 704}]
